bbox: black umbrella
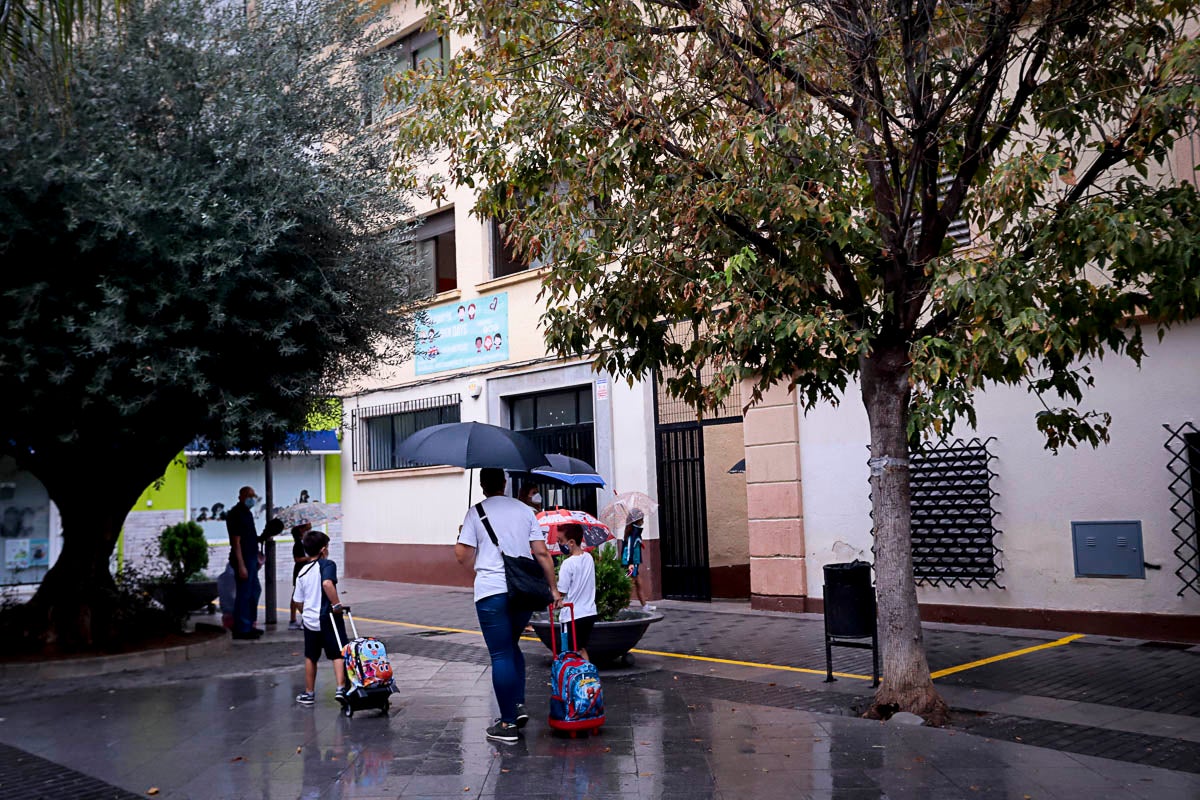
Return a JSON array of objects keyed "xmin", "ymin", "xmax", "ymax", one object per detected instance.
[{"xmin": 397, "ymin": 422, "xmax": 550, "ymax": 471}]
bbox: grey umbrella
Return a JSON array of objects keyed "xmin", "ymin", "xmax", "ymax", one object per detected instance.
[
  {"xmin": 396, "ymin": 422, "xmax": 551, "ymax": 507},
  {"xmin": 396, "ymin": 422, "xmax": 550, "ymax": 471}
]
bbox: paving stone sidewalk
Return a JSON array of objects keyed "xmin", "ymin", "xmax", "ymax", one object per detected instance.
[
  {"xmin": 4, "ymin": 648, "xmax": 1200, "ymax": 799},
  {"xmin": 3, "ymin": 577, "xmax": 1198, "ymax": 799}
]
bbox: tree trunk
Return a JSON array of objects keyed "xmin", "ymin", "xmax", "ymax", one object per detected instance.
[
  {"xmin": 19, "ymin": 462, "xmax": 160, "ymax": 652},
  {"xmin": 860, "ymin": 347, "xmax": 949, "ymax": 725}
]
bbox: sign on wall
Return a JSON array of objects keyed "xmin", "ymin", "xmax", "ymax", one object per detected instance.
[
  {"xmin": 188, "ymin": 456, "xmax": 323, "ymax": 543},
  {"xmin": 414, "ymin": 293, "xmax": 509, "ymax": 375},
  {"xmin": 0, "ymin": 457, "xmax": 56, "ymax": 585}
]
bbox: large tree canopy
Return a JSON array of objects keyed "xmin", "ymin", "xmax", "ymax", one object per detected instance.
[
  {"xmin": 0, "ymin": 0, "xmax": 421, "ymax": 649},
  {"xmin": 396, "ymin": 0, "xmax": 1200, "ymax": 718}
]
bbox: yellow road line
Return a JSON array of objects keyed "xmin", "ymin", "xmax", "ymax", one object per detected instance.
[
  {"xmin": 275, "ymin": 608, "xmax": 875, "ymax": 682},
  {"xmin": 275, "ymin": 607, "xmax": 1076, "ymax": 683},
  {"xmin": 624, "ymin": 646, "xmax": 874, "ymax": 681},
  {"xmin": 929, "ymin": 633, "xmax": 1085, "ymax": 679}
]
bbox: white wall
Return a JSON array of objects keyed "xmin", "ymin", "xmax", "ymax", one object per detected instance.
[
  {"xmin": 800, "ymin": 322, "xmax": 1200, "ymax": 617},
  {"xmin": 341, "ymin": 377, "xmax": 477, "ymax": 548},
  {"xmin": 609, "ymin": 376, "xmax": 658, "ymax": 541}
]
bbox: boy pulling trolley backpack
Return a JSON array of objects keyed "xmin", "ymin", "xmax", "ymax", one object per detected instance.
[{"xmin": 548, "ymin": 602, "xmax": 605, "ymax": 736}]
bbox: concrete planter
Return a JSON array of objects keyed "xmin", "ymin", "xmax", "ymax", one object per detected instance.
[
  {"xmin": 151, "ymin": 581, "xmax": 219, "ymax": 615},
  {"xmin": 529, "ymin": 609, "xmax": 663, "ymax": 665}
]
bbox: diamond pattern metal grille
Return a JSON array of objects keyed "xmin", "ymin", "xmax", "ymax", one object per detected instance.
[
  {"xmin": 1164, "ymin": 422, "xmax": 1200, "ymax": 596},
  {"xmin": 909, "ymin": 437, "xmax": 1002, "ymax": 588}
]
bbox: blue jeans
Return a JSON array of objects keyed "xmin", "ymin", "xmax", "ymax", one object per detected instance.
[
  {"xmin": 476, "ymin": 592, "xmax": 533, "ymax": 724},
  {"xmin": 233, "ymin": 570, "xmax": 261, "ymax": 633}
]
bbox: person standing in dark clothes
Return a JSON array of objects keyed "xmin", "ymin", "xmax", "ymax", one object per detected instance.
[
  {"xmin": 289, "ymin": 522, "xmax": 313, "ymax": 630},
  {"xmin": 227, "ymin": 485, "xmax": 263, "ymax": 639}
]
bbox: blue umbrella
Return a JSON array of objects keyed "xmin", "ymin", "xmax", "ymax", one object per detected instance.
[
  {"xmin": 513, "ymin": 453, "xmax": 606, "ymax": 487},
  {"xmin": 397, "ymin": 422, "xmax": 550, "ymax": 471}
]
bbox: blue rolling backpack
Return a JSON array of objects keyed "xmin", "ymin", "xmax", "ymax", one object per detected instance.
[{"xmin": 548, "ymin": 602, "xmax": 605, "ymax": 736}]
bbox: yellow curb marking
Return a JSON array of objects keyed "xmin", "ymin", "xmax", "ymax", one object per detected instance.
[
  {"xmin": 624, "ymin": 646, "xmax": 875, "ymax": 681},
  {"xmin": 928, "ymin": 633, "xmax": 1085, "ymax": 679},
  {"xmin": 275, "ymin": 608, "xmax": 874, "ymax": 681},
  {"xmin": 272, "ymin": 607, "xmax": 1080, "ymax": 683}
]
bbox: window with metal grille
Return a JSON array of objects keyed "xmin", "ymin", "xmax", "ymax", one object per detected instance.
[
  {"xmin": 1164, "ymin": 422, "xmax": 1200, "ymax": 596},
  {"xmin": 508, "ymin": 387, "xmax": 596, "ymax": 513},
  {"xmin": 654, "ymin": 320, "xmax": 743, "ymax": 426},
  {"xmin": 351, "ymin": 394, "xmax": 460, "ymax": 471},
  {"xmin": 908, "ymin": 437, "xmax": 1002, "ymax": 588}
]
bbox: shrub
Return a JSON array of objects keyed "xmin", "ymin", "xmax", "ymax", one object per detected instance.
[
  {"xmin": 593, "ymin": 544, "xmax": 632, "ymax": 622},
  {"xmin": 158, "ymin": 521, "xmax": 209, "ymax": 585}
]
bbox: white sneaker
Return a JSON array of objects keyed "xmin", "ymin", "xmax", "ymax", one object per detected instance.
[
  {"xmin": 287, "ymin": 621, "xmax": 303, "ymax": 631},
  {"xmin": 642, "ymin": 604, "xmax": 657, "ymax": 612}
]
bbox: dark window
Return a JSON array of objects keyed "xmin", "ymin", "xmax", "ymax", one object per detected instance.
[
  {"xmin": 508, "ymin": 386, "xmax": 596, "ymax": 513},
  {"xmin": 416, "ymin": 209, "xmax": 456, "ymax": 294},
  {"xmin": 906, "ymin": 437, "xmax": 1002, "ymax": 588},
  {"xmin": 351, "ymin": 394, "xmax": 460, "ymax": 471},
  {"xmin": 373, "ymin": 27, "xmax": 448, "ymax": 122},
  {"xmin": 510, "ymin": 387, "xmax": 590, "ymax": 430},
  {"xmin": 492, "ymin": 219, "xmax": 544, "ymax": 279}
]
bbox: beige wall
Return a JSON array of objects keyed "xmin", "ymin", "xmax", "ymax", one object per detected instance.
[{"xmin": 702, "ymin": 422, "xmax": 748, "ymax": 568}]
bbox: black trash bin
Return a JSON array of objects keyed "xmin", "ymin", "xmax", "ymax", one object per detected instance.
[{"xmin": 822, "ymin": 560, "xmax": 879, "ymax": 686}]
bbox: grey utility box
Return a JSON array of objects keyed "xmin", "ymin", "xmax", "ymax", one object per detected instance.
[{"xmin": 1071, "ymin": 521, "xmax": 1145, "ymax": 578}]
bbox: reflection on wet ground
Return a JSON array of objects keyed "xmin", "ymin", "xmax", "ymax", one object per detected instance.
[{"xmin": 1, "ymin": 651, "xmax": 1198, "ymax": 799}]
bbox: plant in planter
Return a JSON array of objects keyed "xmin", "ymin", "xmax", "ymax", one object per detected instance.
[
  {"xmin": 532, "ymin": 542, "xmax": 661, "ymax": 665},
  {"xmin": 152, "ymin": 521, "xmax": 218, "ymax": 619},
  {"xmin": 593, "ymin": 543, "xmax": 632, "ymax": 622}
]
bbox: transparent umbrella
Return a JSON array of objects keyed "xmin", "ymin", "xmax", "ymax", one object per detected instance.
[
  {"xmin": 598, "ymin": 491, "xmax": 659, "ymax": 531},
  {"xmin": 277, "ymin": 502, "xmax": 342, "ymax": 528}
]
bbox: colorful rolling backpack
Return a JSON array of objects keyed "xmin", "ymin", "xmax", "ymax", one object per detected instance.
[
  {"xmin": 332, "ymin": 611, "xmax": 397, "ymax": 717},
  {"xmin": 548, "ymin": 602, "xmax": 605, "ymax": 736}
]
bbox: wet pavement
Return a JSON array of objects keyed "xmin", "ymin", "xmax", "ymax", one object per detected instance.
[{"xmin": 1, "ymin": 578, "xmax": 1198, "ymax": 799}]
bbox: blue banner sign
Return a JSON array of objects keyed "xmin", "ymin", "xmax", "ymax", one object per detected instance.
[{"xmin": 415, "ymin": 293, "xmax": 510, "ymax": 375}]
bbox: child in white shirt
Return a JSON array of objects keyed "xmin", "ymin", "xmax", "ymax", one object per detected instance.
[{"xmin": 555, "ymin": 523, "xmax": 597, "ymax": 661}]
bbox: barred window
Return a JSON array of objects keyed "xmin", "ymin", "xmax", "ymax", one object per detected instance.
[
  {"xmin": 351, "ymin": 394, "xmax": 460, "ymax": 471},
  {"xmin": 908, "ymin": 437, "xmax": 1002, "ymax": 588}
]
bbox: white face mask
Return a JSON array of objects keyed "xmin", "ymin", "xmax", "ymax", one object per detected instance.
[{"xmin": 530, "ymin": 493, "xmax": 542, "ymax": 505}]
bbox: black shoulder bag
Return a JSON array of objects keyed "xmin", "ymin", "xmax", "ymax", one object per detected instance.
[{"xmin": 475, "ymin": 502, "xmax": 553, "ymax": 612}]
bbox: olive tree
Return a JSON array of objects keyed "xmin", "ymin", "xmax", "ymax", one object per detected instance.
[{"xmin": 0, "ymin": 0, "xmax": 423, "ymax": 649}]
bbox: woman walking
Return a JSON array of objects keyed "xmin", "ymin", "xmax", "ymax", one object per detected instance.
[{"xmin": 456, "ymin": 468, "xmax": 561, "ymax": 743}]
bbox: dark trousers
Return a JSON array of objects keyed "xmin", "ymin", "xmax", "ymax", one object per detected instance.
[{"xmin": 233, "ymin": 571, "xmax": 261, "ymax": 633}]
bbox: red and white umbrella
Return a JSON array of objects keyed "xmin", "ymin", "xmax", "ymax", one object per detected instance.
[{"xmin": 536, "ymin": 508, "xmax": 615, "ymax": 555}]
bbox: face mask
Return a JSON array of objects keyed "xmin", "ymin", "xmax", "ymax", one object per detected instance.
[
  {"xmin": 530, "ymin": 493, "xmax": 542, "ymax": 505},
  {"xmin": 244, "ymin": 497, "xmax": 256, "ymax": 508}
]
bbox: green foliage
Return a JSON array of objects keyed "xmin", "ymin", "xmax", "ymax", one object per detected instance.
[
  {"xmin": 157, "ymin": 521, "xmax": 209, "ymax": 585},
  {"xmin": 396, "ymin": 0, "xmax": 1200, "ymax": 452},
  {"xmin": 0, "ymin": 0, "xmax": 424, "ymax": 485},
  {"xmin": 593, "ymin": 545, "xmax": 632, "ymax": 623},
  {"xmin": 0, "ymin": 562, "xmax": 177, "ymax": 655}
]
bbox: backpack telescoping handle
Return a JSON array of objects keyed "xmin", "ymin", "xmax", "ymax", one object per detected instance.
[
  {"xmin": 549, "ymin": 602, "xmax": 577, "ymax": 655},
  {"xmin": 329, "ymin": 608, "xmax": 357, "ymax": 651}
]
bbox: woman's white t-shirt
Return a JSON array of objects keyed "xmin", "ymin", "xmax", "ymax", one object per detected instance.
[
  {"xmin": 557, "ymin": 552, "xmax": 597, "ymax": 621},
  {"xmin": 458, "ymin": 495, "xmax": 545, "ymax": 602}
]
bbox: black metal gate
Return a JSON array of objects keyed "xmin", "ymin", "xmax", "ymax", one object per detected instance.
[{"xmin": 655, "ymin": 422, "xmax": 711, "ymax": 600}]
